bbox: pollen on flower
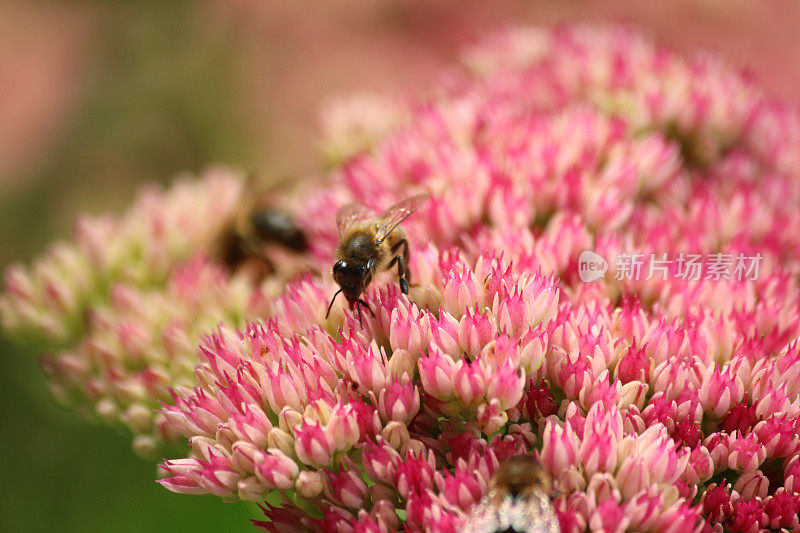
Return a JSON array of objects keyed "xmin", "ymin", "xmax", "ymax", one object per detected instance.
[{"xmin": 4, "ymin": 22, "xmax": 800, "ymax": 532}]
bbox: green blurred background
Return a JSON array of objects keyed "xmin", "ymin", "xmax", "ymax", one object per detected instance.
[{"xmin": 1, "ymin": 1, "xmax": 799, "ymax": 531}]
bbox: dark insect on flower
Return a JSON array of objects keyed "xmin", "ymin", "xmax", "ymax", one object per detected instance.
[
  {"xmin": 213, "ymin": 176, "xmax": 308, "ymax": 279},
  {"xmin": 326, "ymin": 193, "xmax": 428, "ymax": 326},
  {"xmin": 465, "ymin": 455, "xmax": 560, "ymax": 533}
]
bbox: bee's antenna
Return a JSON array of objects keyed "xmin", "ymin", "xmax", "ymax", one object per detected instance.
[
  {"xmin": 356, "ymin": 302, "xmax": 364, "ymax": 328},
  {"xmin": 325, "ymin": 288, "xmax": 343, "ymax": 319}
]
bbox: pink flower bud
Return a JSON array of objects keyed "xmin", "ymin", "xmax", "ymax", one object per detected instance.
[
  {"xmin": 615, "ymin": 455, "xmax": 649, "ymax": 500},
  {"xmin": 683, "ymin": 445, "xmax": 714, "ymax": 485},
  {"xmin": 435, "ymin": 465, "xmax": 484, "ymax": 510},
  {"xmin": 361, "ymin": 438, "xmax": 401, "ymax": 484},
  {"xmin": 618, "ymin": 380, "xmax": 649, "ymax": 411},
  {"xmin": 764, "ymin": 488, "xmax": 800, "ymax": 530},
  {"xmin": 347, "ymin": 342, "xmax": 388, "ymax": 393},
  {"xmin": 485, "ymin": 360, "xmax": 525, "ymax": 410},
  {"xmin": 579, "ymin": 370, "xmax": 620, "ymax": 412},
  {"xmin": 267, "ymin": 427, "xmax": 295, "ymax": 458},
  {"xmin": 294, "ymin": 421, "xmax": 335, "ymax": 467},
  {"xmin": 540, "ymin": 419, "xmax": 580, "ymax": 477},
  {"xmin": 295, "ymin": 470, "xmax": 324, "ymax": 498},
  {"xmin": 264, "ymin": 367, "xmax": 306, "ymax": 414},
  {"xmin": 729, "ymin": 497, "xmax": 767, "ymax": 533},
  {"xmin": 587, "ymin": 473, "xmax": 620, "ymax": 506},
  {"xmin": 229, "ymin": 404, "xmax": 273, "ymax": 449},
  {"xmin": 159, "ymin": 458, "xmax": 210, "ymax": 495},
  {"xmin": 441, "ymin": 262, "xmax": 483, "ymax": 318},
  {"xmin": 580, "ymin": 404, "xmax": 623, "ymax": 477},
  {"xmin": 651, "ymin": 355, "xmax": 705, "ymax": 400},
  {"xmin": 377, "ymin": 375, "xmax": 420, "ymax": 425},
  {"xmin": 720, "ymin": 400, "xmax": 757, "ymax": 433},
  {"xmin": 615, "ymin": 345, "xmax": 650, "ymax": 384},
  {"xmin": 625, "ymin": 490, "xmax": 665, "ymax": 531},
  {"xmin": 324, "ymin": 464, "xmax": 368, "ymax": 509},
  {"xmin": 237, "ymin": 476, "xmax": 266, "ymax": 502},
  {"xmin": 370, "ymin": 499, "xmax": 400, "ymax": 531},
  {"xmin": 589, "ymin": 499, "xmax": 629, "ymax": 533},
  {"xmin": 327, "ymin": 403, "xmax": 361, "ymax": 452},
  {"xmin": 753, "ymin": 414, "xmax": 799, "ymax": 458},
  {"xmin": 702, "ymin": 433, "xmax": 731, "ymax": 475},
  {"xmin": 784, "ymin": 453, "xmax": 800, "ymax": 493},
  {"xmin": 727, "ymin": 432, "xmax": 766, "ymax": 471},
  {"xmin": 431, "ymin": 312, "xmax": 460, "ymax": 358},
  {"xmin": 385, "ymin": 348, "xmax": 415, "ymax": 380},
  {"xmin": 556, "ymin": 350, "xmax": 593, "ymax": 400},
  {"xmin": 254, "ymin": 448, "xmax": 299, "ymax": 490},
  {"xmin": 418, "ymin": 347, "xmax": 456, "ymax": 400},
  {"xmin": 733, "ymin": 470, "xmax": 769, "ymax": 500},
  {"xmin": 452, "ymin": 361, "xmax": 486, "ymax": 408},
  {"xmin": 279, "ymin": 406, "xmax": 304, "ymax": 432},
  {"xmin": 381, "ymin": 421, "xmax": 410, "ymax": 450},
  {"xmin": 230, "ymin": 441, "xmax": 266, "ymax": 474},
  {"xmin": 701, "ymin": 482, "xmax": 733, "ymax": 524},
  {"xmin": 476, "ymin": 400, "xmax": 508, "ymax": 435},
  {"xmin": 753, "ymin": 384, "xmax": 798, "ymax": 420},
  {"xmin": 388, "ymin": 303, "xmax": 429, "ymax": 359},
  {"xmin": 649, "ymin": 500, "xmax": 703, "ymax": 533},
  {"xmin": 698, "ymin": 368, "xmax": 745, "ymax": 419},
  {"xmin": 457, "ymin": 308, "xmax": 495, "ymax": 357},
  {"xmin": 394, "ymin": 452, "xmax": 435, "ymax": 499},
  {"xmin": 195, "ymin": 454, "xmax": 239, "ymax": 499}
]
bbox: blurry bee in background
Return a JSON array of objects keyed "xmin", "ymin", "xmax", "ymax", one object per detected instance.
[
  {"xmin": 213, "ymin": 176, "xmax": 309, "ymax": 280},
  {"xmin": 325, "ymin": 193, "xmax": 428, "ymax": 326},
  {"xmin": 465, "ymin": 455, "xmax": 560, "ymax": 533}
]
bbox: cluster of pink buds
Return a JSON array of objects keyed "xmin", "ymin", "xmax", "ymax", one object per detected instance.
[
  {"xmin": 1, "ymin": 168, "xmax": 244, "ymax": 345},
  {"xmin": 41, "ymin": 256, "xmax": 274, "ymax": 456},
  {"xmin": 6, "ymin": 23, "xmax": 800, "ymax": 532}
]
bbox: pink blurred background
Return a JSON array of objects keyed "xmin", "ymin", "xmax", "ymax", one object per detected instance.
[{"xmin": 2, "ymin": 0, "xmax": 800, "ymax": 195}]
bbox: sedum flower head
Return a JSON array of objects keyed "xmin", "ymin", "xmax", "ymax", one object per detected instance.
[
  {"xmin": 6, "ymin": 23, "xmax": 800, "ymax": 531},
  {"xmin": 1, "ymin": 168, "xmax": 243, "ymax": 345},
  {"xmin": 156, "ymin": 24, "xmax": 800, "ymax": 531},
  {"xmin": 0, "ymin": 168, "xmax": 311, "ymax": 456}
]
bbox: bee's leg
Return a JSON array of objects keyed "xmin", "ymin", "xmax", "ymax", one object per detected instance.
[
  {"xmin": 358, "ymin": 299, "xmax": 375, "ymax": 317},
  {"xmin": 355, "ymin": 298, "xmax": 374, "ymax": 328},
  {"xmin": 390, "ymin": 239, "xmax": 410, "ymax": 294}
]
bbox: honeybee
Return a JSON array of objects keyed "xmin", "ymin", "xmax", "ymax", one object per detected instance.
[
  {"xmin": 325, "ymin": 193, "xmax": 429, "ymax": 326},
  {"xmin": 465, "ymin": 455, "xmax": 560, "ymax": 533},
  {"xmin": 213, "ymin": 176, "xmax": 308, "ymax": 279}
]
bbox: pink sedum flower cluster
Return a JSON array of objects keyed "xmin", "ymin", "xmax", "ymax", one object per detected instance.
[
  {"xmin": 1, "ymin": 168, "xmax": 244, "ymax": 345},
  {"xmin": 4, "ymin": 23, "xmax": 800, "ymax": 532},
  {"xmin": 0, "ymin": 168, "xmax": 293, "ymax": 456},
  {"xmin": 41, "ymin": 256, "xmax": 274, "ymax": 456},
  {"xmin": 157, "ymin": 25, "xmax": 800, "ymax": 532}
]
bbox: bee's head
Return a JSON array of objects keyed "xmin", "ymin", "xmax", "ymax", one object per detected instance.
[
  {"xmin": 333, "ymin": 259, "xmax": 373, "ymax": 305},
  {"xmin": 492, "ymin": 454, "xmax": 549, "ymax": 497}
]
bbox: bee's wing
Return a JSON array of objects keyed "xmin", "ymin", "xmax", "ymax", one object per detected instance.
[
  {"xmin": 465, "ymin": 494, "xmax": 560, "ymax": 533},
  {"xmin": 335, "ymin": 202, "xmax": 374, "ymax": 236},
  {"xmin": 374, "ymin": 193, "xmax": 429, "ymax": 243},
  {"xmin": 518, "ymin": 493, "xmax": 560, "ymax": 533}
]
